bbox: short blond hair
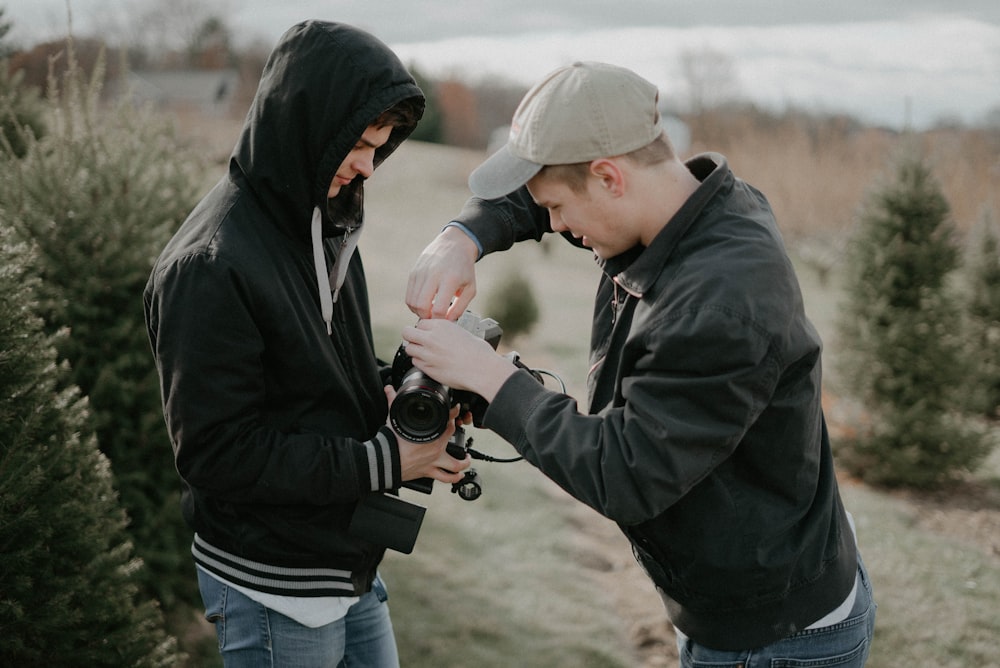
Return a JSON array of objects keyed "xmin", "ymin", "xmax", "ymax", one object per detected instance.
[{"xmin": 537, "ymin": 130, "xmax": 675, "ymax": 193}]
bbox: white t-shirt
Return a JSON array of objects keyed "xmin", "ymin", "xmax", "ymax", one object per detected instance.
[
  {"xmin": 198, "ymin": 565, "xmax": 359, "ymax": 628},
  {"xmin": 805, "ymin": 512, "xmax": 860, "ymax": 630}
]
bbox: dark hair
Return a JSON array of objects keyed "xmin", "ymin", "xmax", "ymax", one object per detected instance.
[
  {"xmin": 538, "ymin": 131, "xmax": 676, "ymax": 193},
  {"xmin": 374, "ymin": 96, "xmax": 423, "ymax": 131}
]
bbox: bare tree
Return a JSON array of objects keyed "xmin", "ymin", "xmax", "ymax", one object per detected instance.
[
  {"xmin": 123, "ymin": 0, "xmax": 232, "ymax": 65},
  {"xmin": 678, "ymin": 46, "xmax": 740, "ymax": 116}
]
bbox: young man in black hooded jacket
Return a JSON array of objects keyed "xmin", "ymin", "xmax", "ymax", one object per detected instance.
[{"xmin": 143, "ymin": 21, "xmax": 469, "ymax": 667}]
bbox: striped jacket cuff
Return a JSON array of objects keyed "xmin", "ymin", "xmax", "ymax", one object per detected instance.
[{"xmin": 360, "ymin": 426, "xmax": 401, "ymax": 492}]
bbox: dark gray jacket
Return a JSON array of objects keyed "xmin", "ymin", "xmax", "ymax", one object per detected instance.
[
  {"xmin": 143, "ymin": 21, "xmax": 423, "ymax": 596},
  {"xmin": 456, "ymin": 153, "xmax": 857, "ymax": 650}
]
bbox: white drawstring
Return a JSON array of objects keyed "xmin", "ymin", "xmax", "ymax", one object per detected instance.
[
  {"xmin": 310, "ymin": 205, "xmax": 364, "ymax": 336},
  {"xmin": 311, "ymin": 207, "xmax": 333, "ymax": 335}
]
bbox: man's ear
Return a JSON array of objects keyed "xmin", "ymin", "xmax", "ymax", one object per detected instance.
[{"xmin": 589, "ymin": 158, "xmax": 625, "ymax": 196}]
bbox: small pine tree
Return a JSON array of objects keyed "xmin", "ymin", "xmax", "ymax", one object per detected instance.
[
  {"xmin": 406, "ymin": 63, "xmax": 442, "ymax": 144},
  {"xmin": 0, "ymin": 9, "xmax": 47, "ymax": 157},
  {"xmin": 0, "ymin": 8, "xmax": 13, "ymax": 58},
  {"xmin": 0, "ymin": 41, "xmax": 203, "ymax": 612},
  {"xmin": 0, "ymin": 64, "xmax": 47, "ymax": 157},
  {"xmin": 964, "ymin": 212, "xmax": 1000, "ymax": 419},
  {"xmin": 485, "ymin": 270, "xmax": 540, "ymax": 343},
  {"xmin": 0, "ymin": 226, "xmax": 180, "ymax": 666},
  {"xmin": 836, "ymin": 151, "xmax": 990, "ymax": 487}
]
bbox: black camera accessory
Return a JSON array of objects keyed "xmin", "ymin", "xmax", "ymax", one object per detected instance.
[
  {"xmin": 388, "ymin": 362, "xmax": 452, "ymax": 442},
  {"xmin": 348, "ymin": 492, "xmax": 426, "ymax": 554}
]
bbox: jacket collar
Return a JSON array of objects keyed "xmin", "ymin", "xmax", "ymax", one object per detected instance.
[{"xmin": 601, "ymin": 152, "xmax": 733, "ymax": 298}]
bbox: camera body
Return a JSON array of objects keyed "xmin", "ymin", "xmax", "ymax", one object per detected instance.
[
  {"xmin": 353, "ymin": 311, "xmax": 544, "ymax": 551},
  {"xmin": 389, "ymin": 311, "xmax": 502, "ymax": 443}
]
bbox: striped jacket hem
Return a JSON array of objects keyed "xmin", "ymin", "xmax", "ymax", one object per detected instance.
[{"xmin": 192, "ymin": 534, "xmax": 358, "ymax": 597}]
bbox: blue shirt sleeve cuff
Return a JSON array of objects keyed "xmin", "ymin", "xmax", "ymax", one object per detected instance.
[{"xmin": 442, "ymin": 221, "xmax": 483, "ymax": 260}]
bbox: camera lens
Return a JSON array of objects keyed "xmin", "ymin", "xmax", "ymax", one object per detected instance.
[{"xmin": 390, "ymin": 370, "xmax": 451, "ymax": 442}]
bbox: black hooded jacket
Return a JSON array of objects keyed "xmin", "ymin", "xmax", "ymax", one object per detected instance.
[{"xmin": 143, "ymin": 21, "xmax": 424, "ymax": 596}]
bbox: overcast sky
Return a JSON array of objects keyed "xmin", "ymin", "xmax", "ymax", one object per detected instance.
[{"xmin": 5, "ymin": 1, "xmax": 1000, "ymax": 129}]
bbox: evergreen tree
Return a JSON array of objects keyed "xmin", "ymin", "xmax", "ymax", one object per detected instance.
[
  {"xmin": 0, "ymin": 225, "xmax": 180, "ymax": 666},
  {"xmin": 836, "ymin": 151, "xmax": 990, "ymax": 487},
  {"xmin": 485, "ymin": 270, "xmax": 540, "ymax": 342},
  {"xmin": 0, "ymin": 7, "xmax": 12, "ymax": 58},
  {"xmin": 407, "ymin": 63, "xmax": 443, "ymax": 144},
  {"xmin": 964, "ymin": 212, "xmax": 1000, "ymax": 419},
  {"xmin": 0, "ymin": 8, "xmax": 47, "ymax": 157},
  {"xmin": 0, "ymin": 40, "xmax": 203, "ymax": 612}
]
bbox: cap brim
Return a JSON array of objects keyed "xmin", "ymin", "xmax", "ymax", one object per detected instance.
[{"xmin": 468, "ymin": 144, "xmax": 543, "ymax": 200}]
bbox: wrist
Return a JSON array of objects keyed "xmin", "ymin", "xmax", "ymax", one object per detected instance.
[
  {"xmin": 475, "ymin": 353, "xmax": 519, "ymax": 403},
  {"xmin": 364, "ymin": 426, "xmax": 402, "ymax": 491},
  {"xmin": 442, "ymin": 221, "xmax": 483, "ymax": 261}
]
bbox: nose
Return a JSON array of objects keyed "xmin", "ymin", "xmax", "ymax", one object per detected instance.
[
  {"xmin": 352, "ymin": 152, "xmax": 376, "ymax": 179},
  {"xmin": 548, "ymin": 210, "xmax": 567, "ymax": 232}
]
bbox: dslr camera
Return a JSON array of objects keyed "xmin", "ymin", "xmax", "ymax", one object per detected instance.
[
  {"xmin": 350, "ymin": 311, "xmax": 547, "ymax": 554},
  {"xmin": 389, "ymin": 310, "xmax": 502, "ymax": 443}
]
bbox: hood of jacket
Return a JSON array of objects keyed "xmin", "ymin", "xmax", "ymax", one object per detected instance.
[{"xmin": 230, "ymin": 20, "xmax": 424, "ymax": 243}]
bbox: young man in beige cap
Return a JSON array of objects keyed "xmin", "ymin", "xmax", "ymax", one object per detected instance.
[{"xmin": 402, "ymin": 61, "xmax": 876, "ymax": 666}]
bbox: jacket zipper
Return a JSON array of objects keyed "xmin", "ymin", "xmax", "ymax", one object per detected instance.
[{"xmin": 612, "ymin": 281, "xmax": 622, "ymax": 325}]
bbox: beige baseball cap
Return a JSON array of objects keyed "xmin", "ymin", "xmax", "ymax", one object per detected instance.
[{"xmin": 469, "ymin": 61, "xmax": 661, "ymax": 200}]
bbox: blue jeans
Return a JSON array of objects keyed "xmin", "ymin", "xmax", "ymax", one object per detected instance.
[
  {"xmin": 198, "ymin": 570, "xmax": 399, "ymax": 668},
  {"xmin": 676, "ymin": 557, "xmax": 876, "ymax": 667}
]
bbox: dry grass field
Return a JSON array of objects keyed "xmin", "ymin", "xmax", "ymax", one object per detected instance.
[{"xmin": 180, "ymin": 114, "xmax": 1000, "ymax": 666}]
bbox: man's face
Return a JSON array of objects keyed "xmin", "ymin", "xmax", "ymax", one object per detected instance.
[
  {"xmin": 328, "ymin": 124, "xmax": 394, "ymax": 198},
  {"xmin": 526, "ymin": 171, "xmax": 635, "ymax": 259}
]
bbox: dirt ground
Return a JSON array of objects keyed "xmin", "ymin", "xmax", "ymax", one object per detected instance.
[
  {"xmin": 887, "ymin": 478, "xmax": 1000, "ymax": 562},
  {"xmin": 558, "ymin": 469, "xmax": 1000, "ymax": 667},
  {"xmin": 557, "ymin": 489, "xmax": 682, "ymax": 666}
]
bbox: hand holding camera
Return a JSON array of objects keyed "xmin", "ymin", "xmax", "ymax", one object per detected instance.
[
  {"xmin": 396, "ymin": 312, "xmax": 519, "ymax": 427},
  {"xmin": 355, "ymin": 311, "xmax": 553, "ymax": 553},
  {"xmin": 384, "ymin": 384, "xmax": 470, "ymax": 484},
  {"xmin": 392, "ymin": 310, "xmax": 547, "ymax": 503}
]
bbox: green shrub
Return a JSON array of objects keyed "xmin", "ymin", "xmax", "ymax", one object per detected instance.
[
  {"xmin": 964, "ymin": 213, "xmax": 1000, "ymax": 419},
  {"xmin": 0, "ymin": 226, "xmax": 180, "ymax": 667},
  {"xmin": 0, "ymin": 41, "xmax": 203, "ymax": 612},
  {"xmin": 485, "ymin": 270, "xmax": 540, "ymax": 343},
  {"xmin": 0, "ymin": 64, "xmax": 46, "ymax": 158},
  {"xmin": 0, "ymin": 10, "xmax": 47, "ymax": 157},
  {"xmin": 835, "ymin": 151, "xmax": 991, "ymax": 487},
  {"xmin": 407, "ymin": 64, "xmax": 442, "ymax": 144}
]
